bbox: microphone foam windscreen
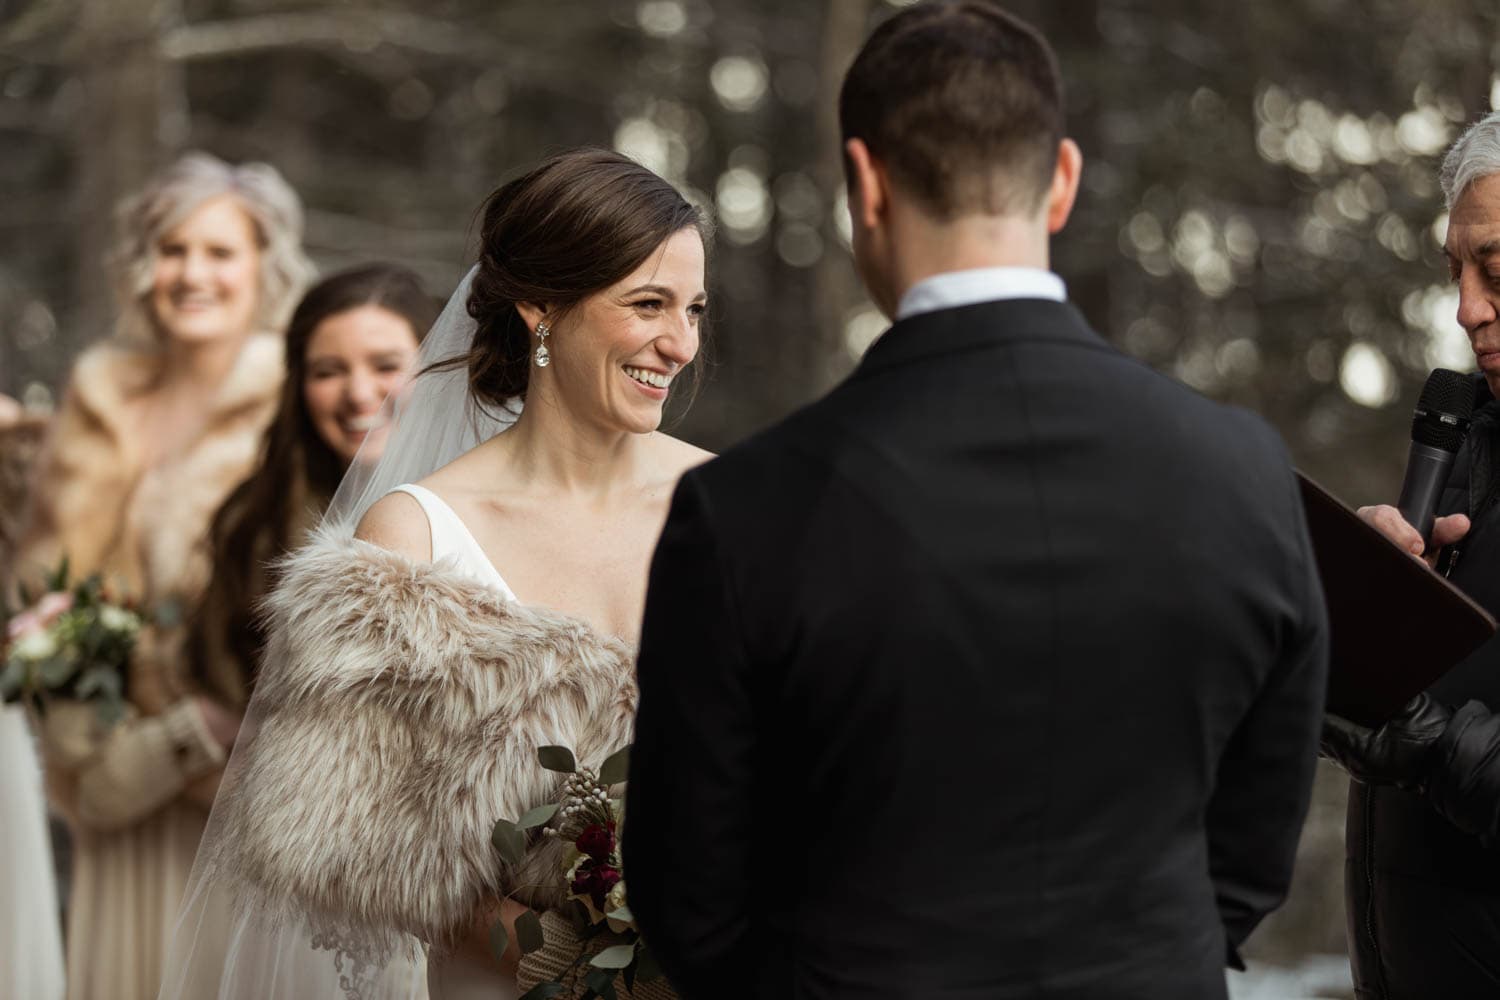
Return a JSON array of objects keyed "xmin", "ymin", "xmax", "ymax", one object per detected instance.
[{"xmin": 1413, "ymin": 368, "xmax": 1475, "ymax": 452}]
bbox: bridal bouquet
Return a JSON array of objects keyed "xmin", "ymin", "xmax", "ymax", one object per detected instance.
[
  {"xmin": 2, "ymin": 559, "xmax": 140, "ymax": 724},
  {"xmin": 492, "ymin": 744, "xmax": 673, "ymax": 1000}
]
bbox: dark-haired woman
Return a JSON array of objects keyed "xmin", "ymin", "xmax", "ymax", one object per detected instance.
[
  {"xmin": 185, "ymin": 263, "xmax": 433, "ymax": 712},
  {"xmin": 163, "ymin": 149, "xmax": 710, "ymax": 1000}
]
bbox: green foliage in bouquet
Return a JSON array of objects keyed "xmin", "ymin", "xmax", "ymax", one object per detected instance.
[
  {"xmin": 2, "ymin": 557, "xmax": 141, "ymax": 724},
  {"xmin": 492, "ymin": 744, "xmax": 666, "ymax": 1000}
]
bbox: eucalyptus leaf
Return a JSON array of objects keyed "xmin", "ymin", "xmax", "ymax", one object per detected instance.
[
  {"xmin": 633, "ymin": 943, "xmax": 662, "ymax": 983},
  {"xmin": 488, "ymin": 921, "xmax": 509, "ymax": 964},
  {"xmin": 38, "ymin": 656, "xmax": 77, "ymax": 688},
  {"xmin": 567, "ymin": 899, "xmax": 594, "ymax": 933},
  {"xmin": 589, "ymin": 944, "xmax": 636, "ymax": 970},
  {"xmin": 154, "ymin": 598, "xmax": 183, "ymax": 629},
  {"xmin": 604, "ymin": 905, "xmax": 634, "ymax": 924},
  {"xmin": 518, "ymin": 984, "xmax": 567, "ymax": 1000},
  {"xmin": 597, "ymin": 744, "xmax": 631, "ymax": 786},
  {"xmin": 584, "ymin": 967, "xmax": 618, "ymax": 999},
  {"xmin": 94, "ymin": 697, "xmax": 125, "ymax": 726},
  {"xmin": 490, "ymin": 819, "xmax": 527, "ymax": 865},
  {"xmin": 537, "ymin": 745, "xmax": 577, "ymax": 773},
  {"xmin": 516, "ymin": 802, "xmax": 559, "ymax": 829},
  {"xmin": 75, "ymin": 666, "xmax": 120, "ymax": 699},
  {"xmin": 514, "ymin": 908, "xmax": 546, "ymax": 954},
  {"xmin": 0, "ymin": 659, "xmax": 25, "ymax": 700},
  {"xmin": 48, "ymin": 556, "xmax": 70, "ymax": 592}
]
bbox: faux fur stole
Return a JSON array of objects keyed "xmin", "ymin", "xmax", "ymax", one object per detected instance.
[
  {"xmin": 211, "ymin": 527, "xmax": 638, "ymax": 951},
  {"xmin": 17, "ymin": 333, "xmax": 283, "ymax": 603}
]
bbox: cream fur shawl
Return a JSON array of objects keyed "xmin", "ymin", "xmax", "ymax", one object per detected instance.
[
  {"xmin": 210, "ymin": 527, "xmax": 638, "ymax": 950},
  {"xmin": 19, "ymin": 334, "xmax": 283, "ymax": 604}
]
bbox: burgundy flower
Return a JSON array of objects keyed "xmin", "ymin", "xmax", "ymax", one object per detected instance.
[
  {"xmin": 576, "ymin": 822, "xmax": 616, "ymax": 861},
  {"xmin": 588, "ymin": 865, "xmax": 621, "ymax": 909},
  {"xmin": 593, "ymin": 865, "xmax": 621, "ymax": 893},
  {"xmin": 571, "ymin": 861, "xmax": 623, "ymax": 911}
]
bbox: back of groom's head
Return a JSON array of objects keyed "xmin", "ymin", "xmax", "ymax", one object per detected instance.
[{"xmin": 839, "ymin": 1, "xmax": 1064, "ymax": 220}]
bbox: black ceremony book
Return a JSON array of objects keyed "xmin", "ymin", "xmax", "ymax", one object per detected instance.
[{"xmin": 1297, "ymin": 472, "xmax": 1496, "ymax": 726}]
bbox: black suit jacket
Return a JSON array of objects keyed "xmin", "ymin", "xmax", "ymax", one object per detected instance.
[
  {"xmin": 1344, "ymin": 378, "xmax": 1500, "ymax": 997},
  {"xmin": 626, "ymin": 299, "xmax": 1329, "ymax": 1000}
]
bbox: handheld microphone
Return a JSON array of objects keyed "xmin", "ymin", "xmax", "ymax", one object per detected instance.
[{"xmin": 1397, "ymin": 368, "xmax": 1475, "ymax": 551}]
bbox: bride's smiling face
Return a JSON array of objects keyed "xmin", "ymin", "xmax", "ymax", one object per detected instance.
[{"xmin": 538, "ymin": 227, "xmax": 706, "ymax": 434}]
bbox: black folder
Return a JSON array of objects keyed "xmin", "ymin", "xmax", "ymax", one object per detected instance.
[{"xmin": 1297, "ymin": 472, "xmax": 1496, "ymax": 726}]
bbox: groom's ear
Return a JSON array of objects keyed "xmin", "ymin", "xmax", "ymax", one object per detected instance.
[
  {"xmin": 1044, "ymin": 138, "xmax": 1083, "ymax": 235},
  {"xmin": 844, "ymin": 138, "xmax": 888, "ymax": 231}
]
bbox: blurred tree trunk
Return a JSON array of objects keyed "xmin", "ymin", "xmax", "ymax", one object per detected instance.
[
  {"xmin": 812, "ymin": 0, "xmax": 873, "ymax": 388},
  {"xmin": 67, "ymin": 0, "xmax": 186, "ymax": 343},
  {"xmin": 681, "ymin": 0, "xmax": 874, "ymax": 449},
  {"xmin": 1022, "ymin": 0, "xmax": 1116, "ymax": 339}
]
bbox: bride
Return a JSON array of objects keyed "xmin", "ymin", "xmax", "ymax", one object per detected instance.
[{"xmin": 159, "ymin": 148, "xmax": 711, "ymax": 999}]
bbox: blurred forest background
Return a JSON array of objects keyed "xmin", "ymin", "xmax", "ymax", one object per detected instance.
[{"xmin": 3, "ymin": 0, "xmax": 1500, "ymax": 993}]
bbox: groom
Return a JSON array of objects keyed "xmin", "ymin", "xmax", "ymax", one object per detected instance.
[{"xmin": 626, "ymin": 3, "xmax": 1328, "ymax": 997}]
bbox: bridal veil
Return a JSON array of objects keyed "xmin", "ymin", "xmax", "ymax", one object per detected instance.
[{"xmin": 158, "ymin": 266, "xmax": 520, "ymax": 1000}]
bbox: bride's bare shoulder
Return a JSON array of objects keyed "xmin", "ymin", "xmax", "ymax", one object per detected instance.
[
  {"xmin": 653, "ymin": 433, "xmax": 715, "ymax": 479},
  {"xmin": 354, "ymin": 490, "xmax": 431, "ymax": 560}
]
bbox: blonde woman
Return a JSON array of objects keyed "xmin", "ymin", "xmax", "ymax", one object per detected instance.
[{"xmin": 16, "ymin": 151, "xmax": 313, "ymax": 1000}]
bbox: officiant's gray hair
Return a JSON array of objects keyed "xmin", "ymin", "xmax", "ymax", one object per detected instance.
[
  {"xmin": 111, "ymin": 152, "xmax": 316, "ymax": 345},
  {"xmin": 1441, "ymin": 111, "xmax": 1500, "ymax": 210}
]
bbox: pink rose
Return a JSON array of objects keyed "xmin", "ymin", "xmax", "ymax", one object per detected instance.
[{"xmin": 7, "ymin": 591, "xmax": 73, "ymax": 641}]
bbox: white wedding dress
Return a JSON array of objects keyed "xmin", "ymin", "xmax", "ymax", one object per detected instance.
[
  {"xmin": 389, "ymin": 483, "xmax": 521, "ymax": 1000},
  {"xmin": 160, "ymin": 268, "xmax": 616, "ymax": 1000},
  {"xmin": 0, "ymin": 705, "xmax": 66, "ymax": 1000}
]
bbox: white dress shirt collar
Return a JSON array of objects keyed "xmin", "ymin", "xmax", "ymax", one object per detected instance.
[{"xmin": 895, "ymin": 266, "xmax": 1067, "ymax": 322}]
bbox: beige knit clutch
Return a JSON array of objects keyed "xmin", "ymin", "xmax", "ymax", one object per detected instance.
[{"xmin": 516, "ymin": 910, "xmax": 678, "ymax": 999}]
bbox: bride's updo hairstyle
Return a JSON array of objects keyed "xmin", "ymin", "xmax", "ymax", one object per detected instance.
[{"xmin": 459, "ymin": 148, "xmax": 708, "ymax": 410}]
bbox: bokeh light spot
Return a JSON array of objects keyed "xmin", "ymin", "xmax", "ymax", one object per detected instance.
[{"xmin": 1339, "ymin": 343, "xmax": 1398, "ymax": 408}]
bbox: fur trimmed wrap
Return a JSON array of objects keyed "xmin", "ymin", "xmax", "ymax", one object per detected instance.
[{"xmin": 207, "ymin": 528, "xmax": 638, "ymax": 950}]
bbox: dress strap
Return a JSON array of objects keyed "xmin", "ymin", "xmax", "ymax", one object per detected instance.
[{"xmin": 385, "ymin": 484, "xmax": 518, "ymax": 600}]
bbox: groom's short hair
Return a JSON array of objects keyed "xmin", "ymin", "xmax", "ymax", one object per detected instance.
[{"xmin": 839, "ymin": 1, "xmax": 1064, "ymax": 220}]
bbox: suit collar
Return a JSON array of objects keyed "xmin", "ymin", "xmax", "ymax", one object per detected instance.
[
  {"xmin": 853, "ymin": 298, "xmax": 1104, "ymax": 378},
  {"xmin": 896, "ymin": 267, "xmax": 1066, "ymax": 321}
]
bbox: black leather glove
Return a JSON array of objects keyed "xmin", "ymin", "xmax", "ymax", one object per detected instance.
[{"xmin": 1320, "ymin": 693, "xmax": 1454, "ymax": 790}]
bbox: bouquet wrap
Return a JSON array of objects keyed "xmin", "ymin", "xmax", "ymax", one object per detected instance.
[{"xmin": 516, "ymin": 911, "xmax": 677, "ymax": 1000}]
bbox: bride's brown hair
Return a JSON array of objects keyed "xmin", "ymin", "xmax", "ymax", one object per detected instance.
[{"xmin": 452, "ymin": 148, "xmax": 709, "ymax": 410}]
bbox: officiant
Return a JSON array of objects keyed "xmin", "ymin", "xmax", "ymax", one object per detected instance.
[{"xmin": 1321, "ymin": 110, "xmax": 1500, "ymax": 997}]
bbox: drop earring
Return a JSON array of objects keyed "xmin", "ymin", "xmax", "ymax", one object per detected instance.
[{"xmin": 534, "ymin": 319, "xmax": 551, "ymax": 368}]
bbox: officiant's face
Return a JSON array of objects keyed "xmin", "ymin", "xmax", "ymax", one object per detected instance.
[
  {"xmin": 546, "ymin": 227, "xmax": 706, "ymax": 434},
  {"xmin": 1447, "ymin": 173, "xmax": 1500, "ymax": 398}
]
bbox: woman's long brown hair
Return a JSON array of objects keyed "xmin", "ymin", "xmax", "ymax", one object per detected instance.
[{"xmin": 185, "ymin": 264, "xmax": 438, "ymax": 705}]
